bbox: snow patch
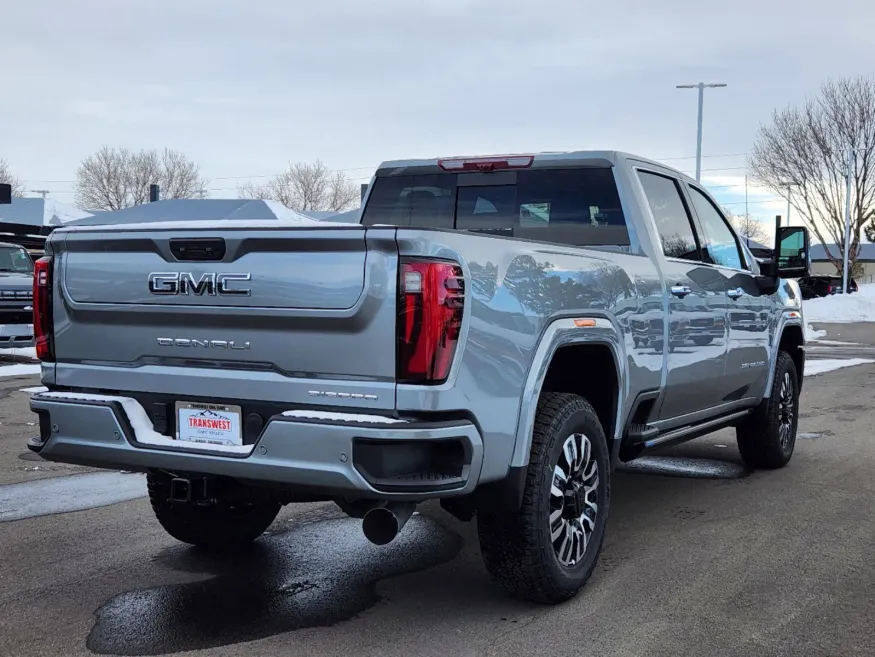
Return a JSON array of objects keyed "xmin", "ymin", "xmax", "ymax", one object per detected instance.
[
  {"xmin": 803, "ymin": 283, "xmax": 875, "ymax": 323},
  {"xmin": 19, "ymin": 386, "xmax": 48, "ymax": 393},
  {"xmin": 805, "ymin": 358, "xmax": 875, "ymax": 376},
  {"xmin": 0, "ymin": 364, "xmax": 41, "ymax": 377},
  {"xmin": 33, "ymin": 392, "xmax": 254, "ymax": 455},
  {"xmin": 281, "ymin": 410, "xmax": 407, "ymax": 424},
  {"xmin": 0, "ymin": 346, "xmax": 37, "ymax": 359},
  {"xmin": 805, "ymin": 324, "xmax": 826, "ymax": 341}
]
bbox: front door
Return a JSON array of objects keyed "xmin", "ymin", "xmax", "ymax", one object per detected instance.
[{"xmin": 685, "ymin": 184, "xmax": 772, "ymax": 401}]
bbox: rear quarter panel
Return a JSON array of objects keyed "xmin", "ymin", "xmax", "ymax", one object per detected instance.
[{"xmin": 394, "ymin": 228, "xmax": 663, "ymax": 481}]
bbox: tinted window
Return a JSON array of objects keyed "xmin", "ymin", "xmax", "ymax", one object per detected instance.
[
  {"xmin": 688, "ymin": 187, "xmax": 745, "ymax": 270},
  {"xmin": 637, "ymin": 171, "xmax": 699, "ymax": 261},
  {"xmin": 361, "ymin": 174, "xmax": 455, "ymax": 229},
  {"xmin": 361, "ymin": 168, "xmax": 629, "ymax": 247}
]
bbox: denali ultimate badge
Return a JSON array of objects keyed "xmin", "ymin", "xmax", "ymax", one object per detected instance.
[{"xmin": 148, "ymin": 272, "xmax": 251, "ymax": 296}]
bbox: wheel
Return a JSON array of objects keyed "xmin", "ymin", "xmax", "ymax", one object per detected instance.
[
  {"xmin": 477, "ymin": 392, "xmax": 610, "ymax": 604},
  {"xmin": 691, "ymin": 336, "xmax": 713, "ymax": 346},
  {"xmin": 147, "ymin": 473, "xmax": 281, "ymax": 550},
  {"xmin": 736, "ymin": 351, "xmax": 799, "ymax": 469}
]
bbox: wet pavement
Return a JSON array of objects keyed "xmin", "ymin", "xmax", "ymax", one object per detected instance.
[
  {"xmin": 1, "ymin": 360, "xmax": 875, "ymax": 656},
  {"xmin": 88, "ymin": 514, "xmax": 462, "ymax": 655}
]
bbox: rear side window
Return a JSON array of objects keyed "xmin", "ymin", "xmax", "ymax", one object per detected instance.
[
  {"xmin": 361, "ymin": 168, "xmax": 629, "ymax": 247},
  {"xmin": 637, "ymin": 171, "xmax": 700, "ymax": 261}
]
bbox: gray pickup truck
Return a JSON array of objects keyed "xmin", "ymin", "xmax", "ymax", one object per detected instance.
[{"xmin": 28, "ymin": 151, "xmax": 810, "ymax": 604}]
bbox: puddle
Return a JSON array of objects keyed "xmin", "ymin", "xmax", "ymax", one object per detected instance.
[
  {"xmin": 87, "ymin": 514, "xmax": 463, "ymax": 655},
  {"xmin": 617, "ymin": 455, "xmax": 749, "ymax": 479},
  {"xmin": 0, "ymin": 472, "xmax": 146, "ymax": 522}
]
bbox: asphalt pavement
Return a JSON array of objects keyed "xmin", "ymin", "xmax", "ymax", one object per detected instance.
[{"xmin": 1, "ymin": 338, "xmax": 874, "ymax": 657}]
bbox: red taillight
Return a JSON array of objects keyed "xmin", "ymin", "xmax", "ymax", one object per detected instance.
[
  {"xmin": 437, "ymin": 155, "xmax": 534, "ymax": 172},
  {"xmin": 397, "ymin": 260, "xmax": 465, "ymax": 384},
  {"xmin": 33, "ymin": 256, "xmax": 53, "ymax": 361}
]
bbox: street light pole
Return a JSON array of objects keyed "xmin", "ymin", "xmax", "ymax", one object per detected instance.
[
  {"xmin": 677, "ymin": 82, "xmax": 727, "ymax": 182},
  {"xmin": 842, "ymin": 148, "xmax": 854, "ymax": 295}
]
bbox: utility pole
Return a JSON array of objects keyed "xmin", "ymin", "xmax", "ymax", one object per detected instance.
[
  {"xmin": 31, "ymin": 189, "xmax": 50, "ymax": 199},
  {"xmin": 676, "ymin": 82, "xmax": 727, "ymax": 181}
]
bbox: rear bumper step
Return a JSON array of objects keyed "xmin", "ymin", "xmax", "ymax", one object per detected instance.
[{"xmin": 29, "ymin": 392, "xmax": 484, "ymax": 500}]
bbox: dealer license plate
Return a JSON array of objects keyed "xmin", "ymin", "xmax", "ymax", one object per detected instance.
[{"xmin": 175, "ymin": 402, "xmax": 243, "ymax": 447}]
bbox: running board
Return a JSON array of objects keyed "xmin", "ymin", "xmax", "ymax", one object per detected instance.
[{"xmin": 643, "ymin": 410, "xmax": 752, "ymax": 449}]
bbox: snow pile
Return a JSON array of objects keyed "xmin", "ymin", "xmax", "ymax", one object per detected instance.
[
  {"xmin": 803, "ymin": 283, "xmax": 875, "ymax": 323},
  {"xmin": 806, "ymin": 358, "xmax": 875, "ymax": 376},
  {"xmin": 0, "ymin": 364, "xmax": 41, "ymax": 377},
  {"xmin": 0, "ymin": 346, "xmax": 37, "ymax": 359}
]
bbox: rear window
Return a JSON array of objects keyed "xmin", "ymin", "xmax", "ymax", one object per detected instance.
[{"xmin": 361, "ymin": 168, "xmax": 629, "ymax": 247}]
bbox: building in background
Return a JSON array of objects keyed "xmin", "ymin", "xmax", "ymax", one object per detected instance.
[
  {"xmin": 0, "ymin": 197, "xmax": 93, "ymax": 258},
  {"xmin": 810, "ymin": 243, "xmax": 875, "ymax": 281}
]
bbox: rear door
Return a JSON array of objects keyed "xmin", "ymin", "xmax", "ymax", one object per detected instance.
[
  {"xmin": 53, "ymin": 225, "xmax": 400, "ymax": 409},
  {"xmin": 636, "ymin": 170, "xmax": 729, "ymax": 420},
  {"xmin": 684, "ymin": 184, "xmax": 772, "ymax": 399}
]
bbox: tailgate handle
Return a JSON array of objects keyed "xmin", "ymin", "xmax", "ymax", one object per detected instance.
[{"xmin": 170, "ymin": 238, "xmax": 226, "ymax": 261}]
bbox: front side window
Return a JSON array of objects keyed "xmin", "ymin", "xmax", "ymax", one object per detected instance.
[
  {"xmin": 637, "ymin": 171, "xmax": 699, "ymax": 261},
  {"xmin": 688, "ymin": 187, "xmax": 745, "ymax": 270}
]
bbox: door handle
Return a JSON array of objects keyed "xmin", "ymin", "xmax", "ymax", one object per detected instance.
[
  {"xmin": 670, "ymin": 285, "xmax": 692, "ymax": 298},
  {"xmin": 727, "ymin": 287, "xmax": 745, "ymax": 300}
]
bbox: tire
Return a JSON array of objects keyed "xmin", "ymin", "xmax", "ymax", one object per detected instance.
[
  {"xmin": 691, "ymin": 336, "xmax": 713, "ymax": 346},
  {"xmin": 477, "ymin": 392, "xmax": 611, "ymax": 604},
  {"xmin": 736, "ymin": 351, "xmax": 799, "ymax": 469},
  {"xmin": 147, "ymin": 473, "xmax": 281, "ymax": 550}
]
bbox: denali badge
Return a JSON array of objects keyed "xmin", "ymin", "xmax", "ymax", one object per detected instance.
[
  {"xmin": 157, "ymin": 338, "xmax": 251, "ymax": 350},
  {"xmin": 148, "ymin": 272, "xmax": 252, "ymax": 296}
]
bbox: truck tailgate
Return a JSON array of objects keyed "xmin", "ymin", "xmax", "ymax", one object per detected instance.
[{"xmin": 51, "ymin": 224, "xmax": 399, "ymax": 409}]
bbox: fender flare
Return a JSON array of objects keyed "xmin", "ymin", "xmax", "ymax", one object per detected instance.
[
  {"xmin": 510, "ymin": 316, "xmax": 628, "ymax": 469},
  {"xmin": 762, "ymin": 311, "xmax": 805, "ymax": 398}
]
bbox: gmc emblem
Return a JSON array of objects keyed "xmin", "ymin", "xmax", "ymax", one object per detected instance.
[{"xmin": 148, "ymin": 272, "xmax": 251, "ymax": 296}]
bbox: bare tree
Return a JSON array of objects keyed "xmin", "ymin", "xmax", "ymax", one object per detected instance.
[
  {"xmin": 75, "ymin": 146, "xmax": 208, "ymax": 211},
  {"xmin": 728, "ymin": 211, "xmax": 770, "ymax": 246},
  {"xmin": 0, "ymin": 159, "xmax": 26, "ymax": 197},
  {"xmin": 238, "ymin": 160, "xmax": 359, "ymax": 212},
  {"xmin": 748, "ymin": 76, "xmax": 875, "ymax": 274}
]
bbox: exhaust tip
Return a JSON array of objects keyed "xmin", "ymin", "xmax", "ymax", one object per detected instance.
[
  {"xmin": 361, "ymin": 502, "xmax": 416, "ymax": 546},
  {"xmin": 362, "ymin": 507, "xmax": 400, "ymax": 546}
]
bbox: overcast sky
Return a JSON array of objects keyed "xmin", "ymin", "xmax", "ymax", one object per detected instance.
[{"xmin": 2, "ymin": 0, "xmax": 872, "ymax": 224}]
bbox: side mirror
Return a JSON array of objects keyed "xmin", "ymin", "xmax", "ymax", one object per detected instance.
[
  {"xmin": 0, "ymin": 183, "xmax": 11, "ymax": 205},
  {"xmin": 775, "ymin": 225, "xmax": 810, "ymax": 279}
]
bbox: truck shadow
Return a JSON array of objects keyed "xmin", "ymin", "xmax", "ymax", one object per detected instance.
[{"xmin": 86, "ymin": 451, "xmax": 749, "ymax": 656}]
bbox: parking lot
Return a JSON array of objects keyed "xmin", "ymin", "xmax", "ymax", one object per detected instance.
[{"xmin": 0, "ymin": 330, "xmax": 873, "ymax": 657}]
